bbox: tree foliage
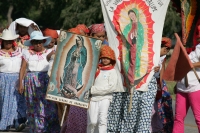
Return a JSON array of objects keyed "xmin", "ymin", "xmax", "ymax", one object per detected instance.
[
  {"xmin": 0, "ymin": 0, "xmax": 181, "ymax": 36},
  {"xmin": 163, "ymin": 1, "xmax": 182, "ymax": 39}
]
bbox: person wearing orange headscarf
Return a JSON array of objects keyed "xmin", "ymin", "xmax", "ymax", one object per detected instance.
[
  {"xmin": 87, "ymin": 45, "xmax": 118, "ymax": 133},
  {"xmin": 76, "ymin": 24, "xmax": 90, "ymax": 36},
  {"xmin": 43, "ymin": 28, "xmax": 58, "ymax": 51},
  {"xmin": 68, "ymin": 24, "xmax": 90, "ymax": 36}
]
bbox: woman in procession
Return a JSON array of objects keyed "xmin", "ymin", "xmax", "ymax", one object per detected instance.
[
  {"xmin": 18, "ymin": 31, "xmax": 60, "ymax": 133},
  {"xmin": 173, "ymin": 36, "xmax": 200, "ymax": 133},
  {"xmin": 0, "ymin": 29, "xmax": 27, "ymax": 132},
  {"xmin": 8, "ymin": 18, "xmax": 40, "ymax": 48}
]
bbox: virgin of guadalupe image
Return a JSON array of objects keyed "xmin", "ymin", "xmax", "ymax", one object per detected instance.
[
  {"xmin": 60, "ymin": 36, "xmax": 87, "ymax": 99},
  {"xmin": 122, "ymin": 9, "xmax": 145, "ymax": 86}
]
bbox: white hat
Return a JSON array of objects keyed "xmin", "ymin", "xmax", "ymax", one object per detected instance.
[
  {"xmin": 0, "ymin": 29, "xmax": 19, "ymax": 40},
  {"xmin": 24, "ymin": 31, "xmax": 51, "ymax": 46}
]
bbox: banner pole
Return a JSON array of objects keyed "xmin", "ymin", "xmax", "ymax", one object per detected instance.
[
  {"xmin": 192, "ymin": 68, "xmax": 200, "ymax": 83},
  {"xmin": 60, "ymin": 104, "xmax": 67, "ymax": 126},
  {"xmin": 128, "ymin": 87, "xmax": 134, "ymax": 112}
]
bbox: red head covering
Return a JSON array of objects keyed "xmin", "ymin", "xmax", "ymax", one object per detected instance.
[
  {"xmin": 161, "ymin": 37, "xmax": 172, "ymax": 48},
  {"xmin": 43, "ymin": 28, "xmax": 58, "ymax": 39},
  {"xmin": 89, "ymin": 24, "xmax": 105, "ymax": 34},
  {"xmin": 68, "ymin": 28, "xmax": 81, "ymax": 34},
  {"xmin": 76, "ymin": 24, "xmax": 89, "ymax": 34},
  {"xmin": 100, "ymin": 45, "xmax": 116, "ymax": 61}
]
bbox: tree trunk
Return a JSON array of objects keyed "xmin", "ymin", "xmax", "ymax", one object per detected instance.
[{"xmin": 7, "ymin": 5, "xmax": 14, "ymax": 25}]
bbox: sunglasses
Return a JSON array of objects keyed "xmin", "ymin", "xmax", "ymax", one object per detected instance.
[{"xmin": 31, "ymin": 40, "xmax": 44, "ymax": 45}]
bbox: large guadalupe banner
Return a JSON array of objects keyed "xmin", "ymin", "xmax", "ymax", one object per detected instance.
[
  {"xmin": 46, "ymin": 31, "xmax": 102, "ymax": 108},
  {"xmin": 100, "ymin": 0, "xmax": 170, "ymax": 91}
]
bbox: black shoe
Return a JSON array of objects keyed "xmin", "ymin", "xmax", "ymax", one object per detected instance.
[
  {"xmin": 0, "ymin": 130, "xmax": 8, "ymax": 132},
  {"xmin": 15, "ymin": 123, "xmax": 26, "ymax": 132}
]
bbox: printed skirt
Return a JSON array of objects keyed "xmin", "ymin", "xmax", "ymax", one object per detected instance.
[
  {"xmin": 0, "ymin": 73, "xmax": 26, "ymax": 130},
  {"xmin": 107, "ymin": 76, "xmax": 157, "ymax": 133},
  {"xmin": 24, "ymin": 72, "xmax": 60, "ymax": 133}
]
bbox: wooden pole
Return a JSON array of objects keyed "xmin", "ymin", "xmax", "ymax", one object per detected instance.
[
  {"xmin": 192, "ymin": 68, "xmax": 200, "ymax": 83},
  {"xmin": 60, "ymin": 105, "xmax": 67, "ymax": 126},
  {"xmin": 128, "ymin": 87, "xmax": 134, "ymax": 112}
]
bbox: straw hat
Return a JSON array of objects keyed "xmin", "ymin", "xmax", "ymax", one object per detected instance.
[
  {"xmin": 24, "ymin": 31, "xmax": 51, "ymax": 46},
  {"xmin": 0, "ymin": 29, "xmax": 19, "ymax": 40}
]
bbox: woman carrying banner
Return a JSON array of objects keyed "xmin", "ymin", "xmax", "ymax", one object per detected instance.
[
  {"xmin": 0, "ymin": 29, "xmax": 26, "ymax": 132},
  {"xmin": 173, "ymin": 38, "xmax": 200, "ymax": 133},
  {"xmin": 87, "ymin": 45, "xmax": 118, "ymax": 133},
  {"xmin": 18, "ymin": 31, "xmax": 60, "ymax": 133},
  {"xmin": 151, "ymin": 37, "xmax": 174, "ymax": 133}
]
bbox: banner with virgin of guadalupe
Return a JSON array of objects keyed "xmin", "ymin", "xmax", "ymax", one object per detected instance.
[
  {"xmin": 46, "ymin": 31, "xmax": 102, "ymax": 108},
  {"xmin": 100, "ymin": 0, "xmax": 170, "ymax": 91}
]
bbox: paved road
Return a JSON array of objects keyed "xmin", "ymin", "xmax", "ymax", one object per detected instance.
[{"xmin": 4, "ymin": 100, "xmax": 198, "ymax": 133}]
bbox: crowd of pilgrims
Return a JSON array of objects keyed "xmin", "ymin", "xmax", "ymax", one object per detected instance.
[{"xmin": 0, "ymin": 17, "xmax": 200, "ymax": 133}]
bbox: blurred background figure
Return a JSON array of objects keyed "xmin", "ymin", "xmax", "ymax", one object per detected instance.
[{"xmin": 8, "ymin": 18, "xmax": 40, "ymax": 48}]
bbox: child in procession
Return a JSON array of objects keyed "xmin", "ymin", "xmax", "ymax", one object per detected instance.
[{"xmin": 87, "ymin": 45, "xmax": 118, "ymax": 133}]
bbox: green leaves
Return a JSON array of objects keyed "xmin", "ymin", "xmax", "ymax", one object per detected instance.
[
  {"xmin": 163, "ymin": 1, "xmax": 181, "ymax": 39},
  {"xmin": 0, "ymin": 0, "xmax": 180, "ymax": 36},
  {"xmin": 60, "ymin": 0, "xmax": 103, "ymax": 29}
]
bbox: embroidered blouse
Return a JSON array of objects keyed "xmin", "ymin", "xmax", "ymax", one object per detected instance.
[
  {"xmin": 22, "ymin": 49, "xmax": 52, "ymax": 72},
  {"xmin": 0, "ymin": 47, "xmax": 23, "ymax": 73}
]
